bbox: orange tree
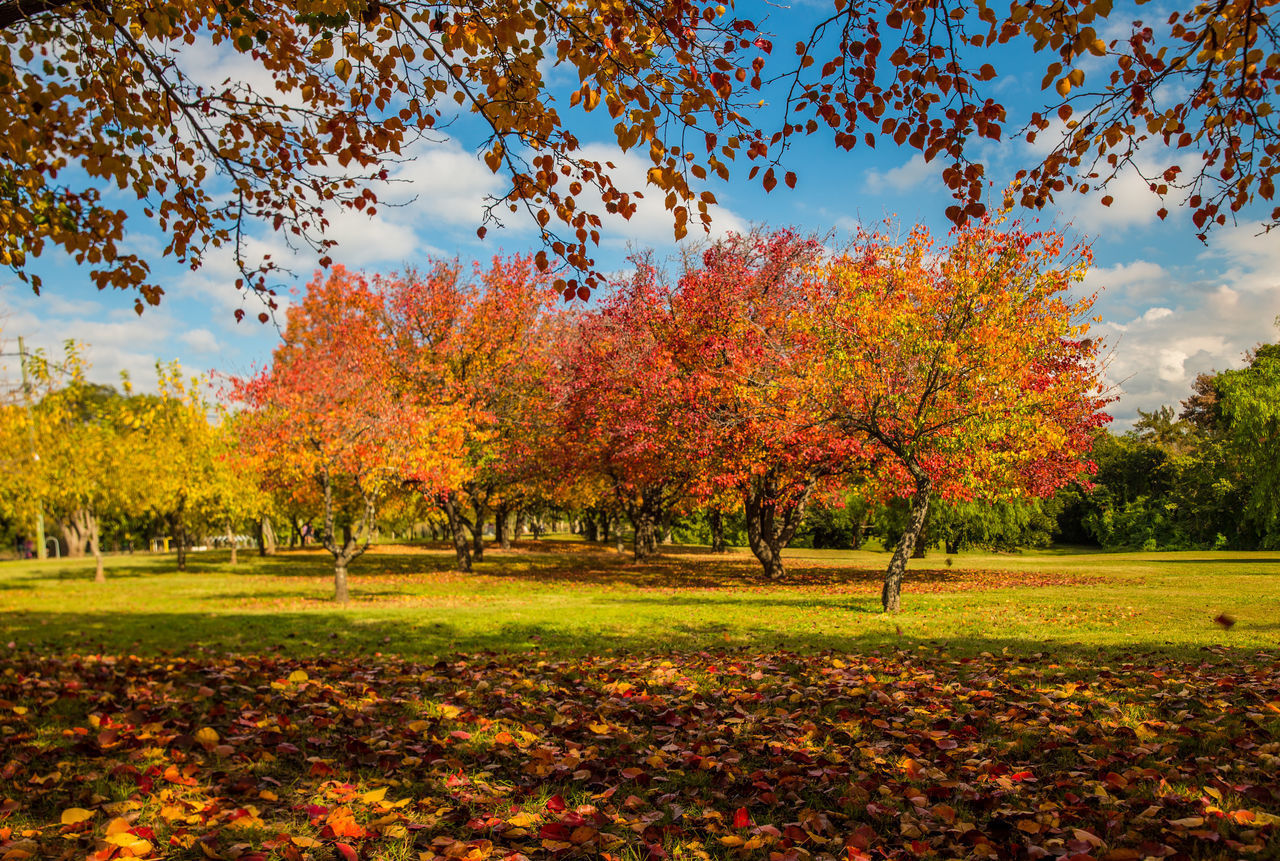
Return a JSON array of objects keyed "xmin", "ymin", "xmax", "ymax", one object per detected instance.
[
  {"xmin": 232, "ymin": 265, "xmax": 461, "ymax": 601},
  {"xmin": 6, "ymin": 0, "xmax": 1275, "ymax": 313},
  {"xmin": 805, "ymin": 219, "xmax": 1110, "ymax": 611},
  {"xmin": 379, "ymin": 255, "xmax": 559, "ymax": 570}
]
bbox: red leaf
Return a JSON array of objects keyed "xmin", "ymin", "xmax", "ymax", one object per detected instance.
[
  {"xmin": 335, "ymin": 843, "xmax": 359, "ymax": 861},
  {"xmin": 546, "ymin": 794, "xmax": 567, "ymax": 812},
  {"xmin": 733, "ymin": 807, "xmax": 750, "ymax": 829}
]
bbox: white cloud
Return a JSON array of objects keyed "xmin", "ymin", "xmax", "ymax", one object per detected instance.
[
  {"xmin": 180, "ymin": 328, "xmax": 220, "ymax": 354},
  {"xmin": 864, "ymin": 155, "xmax": 934, "ymax": 194}
]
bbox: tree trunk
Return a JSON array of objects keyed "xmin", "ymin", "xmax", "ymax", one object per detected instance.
[
  {"xmin": 89, "ymin": 512, "xmax": 104, "ymax": 584},
  {"xmin": 883, "ymin": 469, "xmax": 932, "ymax": 613},
  {"xmin": 441, "ymin": 494, "xmax": 473, "ymax": 572},
  {"xmin": 175, "ymin": 518, "xmax": 187, "ymax": 572},
  {"xmin": 709, "ymin": 508, "xmax": 726, "ymax": 553},
  {"xmin": 226, "ymin": 520, "xmax": 238, "ymax": 566},
  {"xmin": 61, "ymin": 519, "xmax": 86, "ymax": 558},
  {"xmin": 850, "ymin": 507, "xmax": 871, "ymax": 549},
  {"xmin": 600, "ymin": 511, "xmax": 612, "ymax": 544},
  {"xmin": 743, "ymin": 473, "xmax": 808, "ymax": 580},
  {"xmin": 334, "ymin": 561, "xmax": 349, "ymax": 603},
  {"xmin": 257, "ymin": 515, "xmax": 277, "ymax": 556},
  {"xmin": 584, "ymin": 513, "xmax": 599, "ymax": 542},
  {"xmin": 513, "ymin": 510, "xmax": 525, "ymax": 539},
  {"xmin": 468, "ymin": 489, "xmax": 491, "ymax": 562},
  {"xmin": 660, "ymin": 509, "xmax": 674, "ymax": 545},
  {"xmin": 632, "ymin": 509, "xmax": 657, "ymax": 560},
  {"xmin": 495, "ymin": 504, "xmax": 511, "ymax": 550}
]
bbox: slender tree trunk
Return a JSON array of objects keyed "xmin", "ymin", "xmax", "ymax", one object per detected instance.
[
  {"xmin": 441, "ymin": 494, "xmax": 472, "ymax": 572},
  {"xmin": 584, "ymin": 513, "xmax": 599, "ymax": 542},
  {"xmin": 660, "ymin": 510, "xmax": 674, "ymax": 545},
  {"xmin": 175, "ymin": 514, "xmax": 188, "ymax": 572},
  {"xmin": 600, "ymin": 511, "xmax": 611, "ymax": 544},
  {"xmin": 495, "ymin": 504, "xmax": 511, "ymax": 550},
  {"xmin": 513, "ymin": 510, "xmax": 526, "ymax": 540},
  {"xmin": 89, "ymin": 512, "xmax": 104, "ymax": 583},
  {"xmin": 226, "ymin": 520, "xmax": 238, "ymax": 565},
  {"xmin": 850, "ymin": 507, "xmax": 871, "ymax": 549},
  {"xmin": 709, "ymin": 508, "xmax": 726, "ymax": 553},
  {"xmin": 883, "ymin": 470, "xmax": 932, "ymax": 613},
  {"xmin": 468, "ymin": 489, "xmax": 491, "ymax": 562}
]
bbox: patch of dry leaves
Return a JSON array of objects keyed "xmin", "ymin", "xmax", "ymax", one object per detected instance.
[{"xmin": 0, "ymin": 646, "xmax": 1276, "ymax": 860}]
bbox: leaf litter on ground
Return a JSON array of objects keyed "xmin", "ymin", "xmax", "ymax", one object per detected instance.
[{"xmin": 0, "ymin": 645, "xmax": 1277, "ymax": 860}]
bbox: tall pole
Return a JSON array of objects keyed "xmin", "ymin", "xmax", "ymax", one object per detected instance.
[{"xmin": 17, "ymin": 338, "xmax": 47, "ymax": 560}]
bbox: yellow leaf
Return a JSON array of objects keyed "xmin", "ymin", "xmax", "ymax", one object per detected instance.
[
  {"xmin": 60, "ymin": 808, "xmax": 94, "ymax": 825},
  {"xmin": 335, "ymin": 59, "xmax": 352, "ymax": 83},
  {"xmin": 194, "ymin": 727, "xmax": 219, "ymax": 747},
  {"xmin": 509, "ymin": 812, "xmax": 540, "ymax": 827},
  {"xmin": 106, "ymin": 817, "xmax": 133, "ymax": 836},
  {"xmin": 361, "ymin": 787, "xmax": 387, "ymax": 804},
  {"xmin": 287, "ymin": 670, "xmax": 309, "ymax": 683}
]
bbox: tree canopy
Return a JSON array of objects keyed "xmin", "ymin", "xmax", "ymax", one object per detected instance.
[{"xmin": 2, "ymin": 0, "xmax": 1275, "ymax": 311}]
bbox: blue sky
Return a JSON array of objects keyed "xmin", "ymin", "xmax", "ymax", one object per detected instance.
[{"xmin": 3, "ymin": 3, "xmax": 1278, "ymax": 427}]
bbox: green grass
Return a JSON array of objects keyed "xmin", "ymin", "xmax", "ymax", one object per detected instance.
[{"xmin": 2, "ymin": 537, "xmax": 1276, "ymax": 660}]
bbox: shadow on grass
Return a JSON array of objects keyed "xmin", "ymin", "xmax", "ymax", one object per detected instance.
[{"xmin": 0, "ymin": 607, "xmax": 1265, "ymax": 664}]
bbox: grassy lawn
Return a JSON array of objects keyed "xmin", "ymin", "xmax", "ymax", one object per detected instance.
[
  {"xmin": 0, "ymin": 538, "xmax": 1277, "ymax": 658},
  {"xmin": 1, "ymin": 540, "xmax": 1277, "ymax": 860}
]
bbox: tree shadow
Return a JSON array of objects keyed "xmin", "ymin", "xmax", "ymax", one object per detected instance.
[{"xmin": 0, "ymin": 608, "xmax": 1270, "ymax": 664}]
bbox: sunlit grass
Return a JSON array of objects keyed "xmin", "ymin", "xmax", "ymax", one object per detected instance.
[{"xmin": 1, "ymin": 536, "xmax": 1277, "ymax": 660}]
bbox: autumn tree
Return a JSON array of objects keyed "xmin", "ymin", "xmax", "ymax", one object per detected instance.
[
  {"xmin": 556, "ymin": 263, "xmax": 702, "ymax": 559},
  {"xmin": 9, "ymin": 0, "xmax": 1274, "ymax": 315},
  {"xmin": 663, "ymin": 230, "xmax": 866, "ymax": 579},
  {"xmin": 233, "ymin": 266, "xmax": 451, "ymax": 600},
  {"xmin": 807, "ymin": 219, "xmax": 1109, "ymax": 611},
  {"xmin": 379, "ymin": 255, "xmax": 558, "ymax": 571}
]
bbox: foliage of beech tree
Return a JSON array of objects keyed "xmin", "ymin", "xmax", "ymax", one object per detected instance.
[
  {"xmin": 233, "ymin": 266, "xmax": 463, "ymax": 601},
  {"xmin": 6, "ymin": 0, "xmax": 1275, "ymax": 314},
  {"xmin": 663, "ymin": 230, "xmax": 868, "ymax": 578},
  {"xmin": 380, "ymin": 255, "xmax": 561, "ymax": 571},
  {"xmin": 806, "ymin": 220, "xmax": 1110, "ymax": 611}
]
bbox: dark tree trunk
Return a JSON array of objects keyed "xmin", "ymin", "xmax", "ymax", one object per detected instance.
[
  {"xmin": 743, "ymin": 473, "xmax": 809, "ymax": 580},
  {"xmin": 441, "ymin": 493, "xmax": 473, "ymax": 572},
  {"xmin": 175, "ymin": 520, "xmax": 187, "ymax": 572},
  {"xmin": 850, "ymin": 507, "xmax": 871, "ymax": 549},
  {"xmin": 584, "ymin": 514, "xmax": 599, "ymax": 542},
  {"xmin": 290, "ymin": 516, "xmax": 301, "ymax": 548},
  {"xmin": 600, "ymin": 511, "xmax": 612, "ymax": 544},
  {"xmin": 495, "ymin": 504, "xmax": 511, "ymax": 550},
  {"xmin": 513, "ymin": 510, "xmax": 525, "ymax": 539},
  {"xmin": 709, "ymin": 507, "xmax": 727, "ymax": 553},
  {"xmin": 467, "ymin": 487, "xmax": 492, "ymax": 561},
  {"xmin": 626, "ymin": 488, "xmax": 664, "ymax": 560},
  {"xmin": 883, "ymin": 467, "xmax": 932, "ymax": 613}
]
